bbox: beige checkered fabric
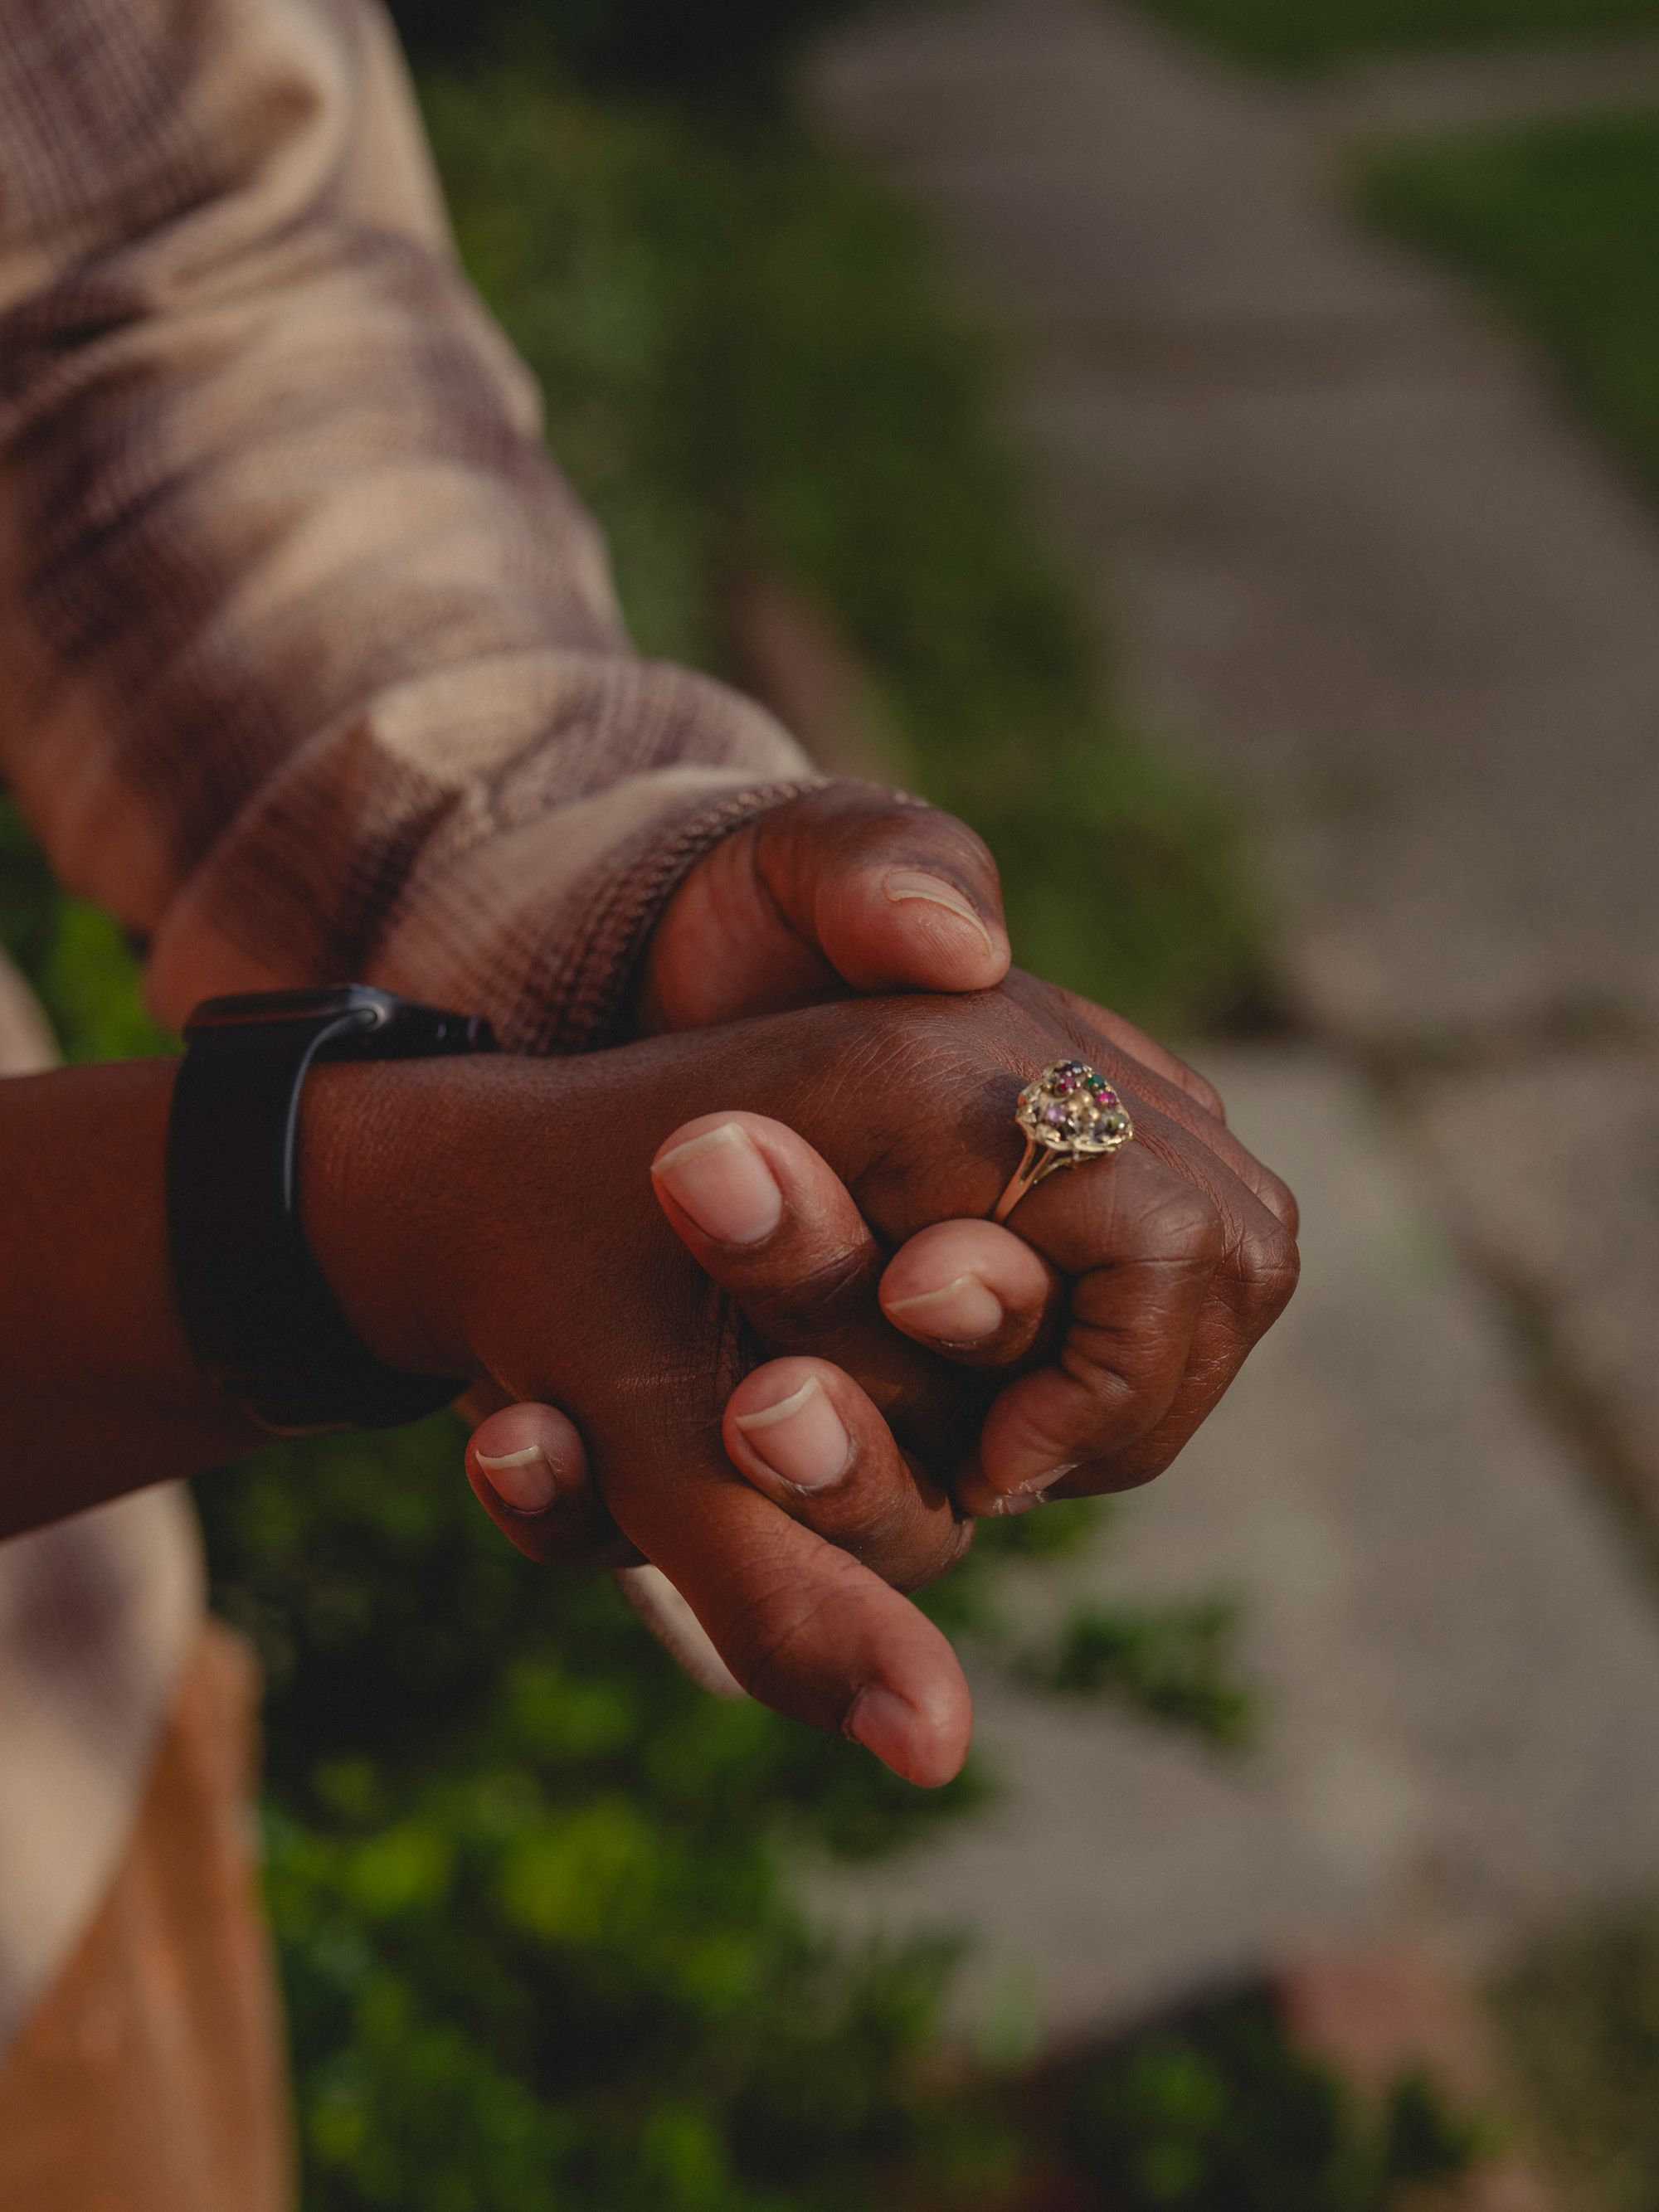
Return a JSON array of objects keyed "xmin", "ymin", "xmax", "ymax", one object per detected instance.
[{"xmin": 0, "ymin": 0, "xmax": 815, "ymax": 2053}]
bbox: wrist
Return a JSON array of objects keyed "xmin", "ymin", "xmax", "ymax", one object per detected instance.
[{"xmin": 299, "ymin": 1057, "xmax": 497, "ymax": 1387}]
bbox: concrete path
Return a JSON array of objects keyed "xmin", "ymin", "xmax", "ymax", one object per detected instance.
[
  {"xmin": 807, "ymin": 0, "xmax": 1659, "ymax": 2034},
  {"xmin": 815, "ymin": 0, "xmax": 1659, "ymax": 1053},
  {"xmin": 825, "ymin": 1052, "xmax": 1659, "ymax": 2038}
]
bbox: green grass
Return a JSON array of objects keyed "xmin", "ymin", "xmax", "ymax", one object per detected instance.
[
  {"xmin": 1362, "ymin": 111, "xmax": 1659, "ymax": 499},
  {"xmin": 1134, "ymin": 0, "xmax": 1659, "ymax": 73}
]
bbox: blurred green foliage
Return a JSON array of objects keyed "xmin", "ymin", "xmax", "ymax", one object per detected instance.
[
  {"xmin": 1014, "ymin": 1595, "xmax": 1252, "ymax": 1744},
  {"xmin": 1362, "ymin": 112, "xmax": 1659, "ymax": 501},
  {"xmin": 1054, "ymin": 1992, "xmax": 1483, "ymax": 2210},
  {"xmin": 1131, "ymin": 0, "xmax": 1659, "ymax": 72},
  {"xmin": 1495, "ymin": 1896, "xmax": 1659, "ymax": 2211},
  {"xmin": 426, "ymin": 66, "xmax": 1272, "ymax": 1034},
  {"xmin": 201, "ymin": 1422, "xmax": 1044, "ymax": 2211}
]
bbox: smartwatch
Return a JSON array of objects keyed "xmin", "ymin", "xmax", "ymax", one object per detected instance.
[{"xmin": 166, "ymin": 985, "xmax": 497, "ymax": 1434}]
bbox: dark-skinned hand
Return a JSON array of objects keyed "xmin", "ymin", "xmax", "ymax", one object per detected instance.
[
  {"xmin": 469, "ymin": 781, "xmax": 1293, "ymax": 1617},
  {"xmin": 309, "ymin": 981, "xmax": 1298, "ymax": 1790}
]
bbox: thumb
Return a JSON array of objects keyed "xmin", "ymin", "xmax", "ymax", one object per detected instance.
[
  {"xmin": 784, "ymin": 788, "xmax": 1010, "ymax": 995},
  {"xmin": 642, "ymin": 786, "xmax": 1010, "ymax": 1029}
]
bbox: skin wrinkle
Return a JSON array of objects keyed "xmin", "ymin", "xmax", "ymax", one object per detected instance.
[
  {"xmin": 668, "ymin": 1119, "xmax": 995, "ymax": 1470},
  {"xmin": 723, "ymin": 1558, "xmax": 883, "ymax": 1719},
  {"xmin": 1047, "ymin": 1261, "xmax": 1300, "ymax": 1501},
  {"xmin": 723, "ymin": 1239, "xmax": 883, "ymax": 1348}
]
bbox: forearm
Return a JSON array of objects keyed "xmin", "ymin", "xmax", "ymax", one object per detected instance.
[
  {"xmin": 0, "ymin": 1062, "xmax": 263, "ymax": 1531},
  {"xmin": 0, "ymin": 1050, "xmax": 476, "ymax": 1536}
]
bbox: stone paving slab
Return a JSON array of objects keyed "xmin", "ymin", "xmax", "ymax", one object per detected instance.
[
  {"xmin": 822, "ymin": 1054, "xmax": 1659, "ymax": 2038},
  {"xmin": 1420, "ymin": 1047, "xmax": 1659, "ymax": 1508},
  {"xmin": 1007, "ymin": 362, "xmax": 1659, "ymax": 1047},
  {"xmin": 810, "ymin": 0, "xmax": 1659, "ymax": 1047},
  {"xmin": 814, "ymin": 1, "xmax": 1445, "ymax": 333}
]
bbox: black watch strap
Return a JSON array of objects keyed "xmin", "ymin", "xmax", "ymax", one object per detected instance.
[{"xmin": 166, "ymin": 985, "xmax": 497, "ymax": 1434}]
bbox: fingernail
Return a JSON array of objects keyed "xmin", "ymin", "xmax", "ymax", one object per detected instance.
[
  {"xmin": 475, "ymin": 1443, "xmax": 560, "ymax": 1514},
  {"xmin": 989, "ymin": 1463, "xmax": 1078, "ymax": 1517},
  {"xmin": 845, "ymin": 1685, "xmax": 926, "ymax": 1779},
  {"xmin": 653, "ymin": 1123, "xmax": 782, "ymax": 1246},
  {"xmin": 882, "ymin": 869, "xmax": 995, "ymax": 958},
  {"xmin": 733, "ymin": 1376, "xmax": 850, "ymax": 1491},
  {"xmin": 885, "ymin": 1271, "xmax": 1004, "ymax": 1345}
]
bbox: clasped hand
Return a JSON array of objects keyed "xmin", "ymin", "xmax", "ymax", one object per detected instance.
[{"xmin": 312, "ymin": 789, "xmax": 1297, "ymax": 1789}]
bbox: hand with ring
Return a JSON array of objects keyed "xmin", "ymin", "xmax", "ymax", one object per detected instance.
[
  {"xmin": 367, "ymin": 980, "xmax": 1300, "ymax": 1782},
  {"xmin": 467, "ymin": 779, "xmax": 1293, "ymax": 1528}
]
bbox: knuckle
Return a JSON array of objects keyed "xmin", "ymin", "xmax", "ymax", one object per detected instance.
[
  {"xmin": 1055, "ymin": 1342, "xmax": 1146, "ymax": 1431},
  {"xmin": 808, "ymin": 785, "xmax": 994, "ymax": 894},
  {"xmin": 1135, "ymin": 1178, "xmax": 1227, "ymax": 1270},
  {"xmin": 1235, "ymin": 1218, "xmax": 1301, "ymax": 1333},
  {"xmin": 804, "ymin": 1475, "xmax": 966, "ymax": 1595},
  {"xmin": 1259, "ymin": 1169, "xmax": 1301, "ymax": 1241},
  {"xmin": 888, "ymin": 795, "xmax": 997, "ymax": 878}
]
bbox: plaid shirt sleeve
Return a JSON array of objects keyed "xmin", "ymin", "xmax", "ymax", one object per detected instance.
[{"xmin": 0, "ymin": 0, "xmax": 816, "ymax": 1053}]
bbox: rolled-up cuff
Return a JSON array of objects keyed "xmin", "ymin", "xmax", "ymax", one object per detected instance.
[
  {"xmin": 498, "ymin": 774, "xmax": 824, "ymax": 1053},
  {"xmin": 372, "ymin": 769, "xmax": 825, "ymax": 1053}
]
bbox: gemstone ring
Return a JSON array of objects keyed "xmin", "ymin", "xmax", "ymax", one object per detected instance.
[{"xmin": 990, "ymin": 1059, "xmax": 1135, "ymax": 1225}]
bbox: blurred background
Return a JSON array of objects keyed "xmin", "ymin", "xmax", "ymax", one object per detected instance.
[{"xmin": 9, "ymin": 0, "xmax": 1659, "ymax": 2202}]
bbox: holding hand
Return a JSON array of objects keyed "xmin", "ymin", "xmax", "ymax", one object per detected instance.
[
  {"xmin": 450, "ymin": 784, "xmax": 1297, "ymax": 1784},
  {"xmin": 469, "ymin": 778, "xmax": 1291, "ymax": 1513},
  {"xmin": 308, "ymin": 984, "xmax": 1298, "ymax": 1788}
]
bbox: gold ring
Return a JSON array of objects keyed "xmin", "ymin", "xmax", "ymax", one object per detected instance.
[{"xmin": 991, "ymin": 1060, "xmax": 1134, "ymax": 1225}]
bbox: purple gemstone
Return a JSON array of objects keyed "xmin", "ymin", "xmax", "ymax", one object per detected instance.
[{"xmin": 1043, "ymin": 1104, "xmax": 1068, "ymax": 1128}]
